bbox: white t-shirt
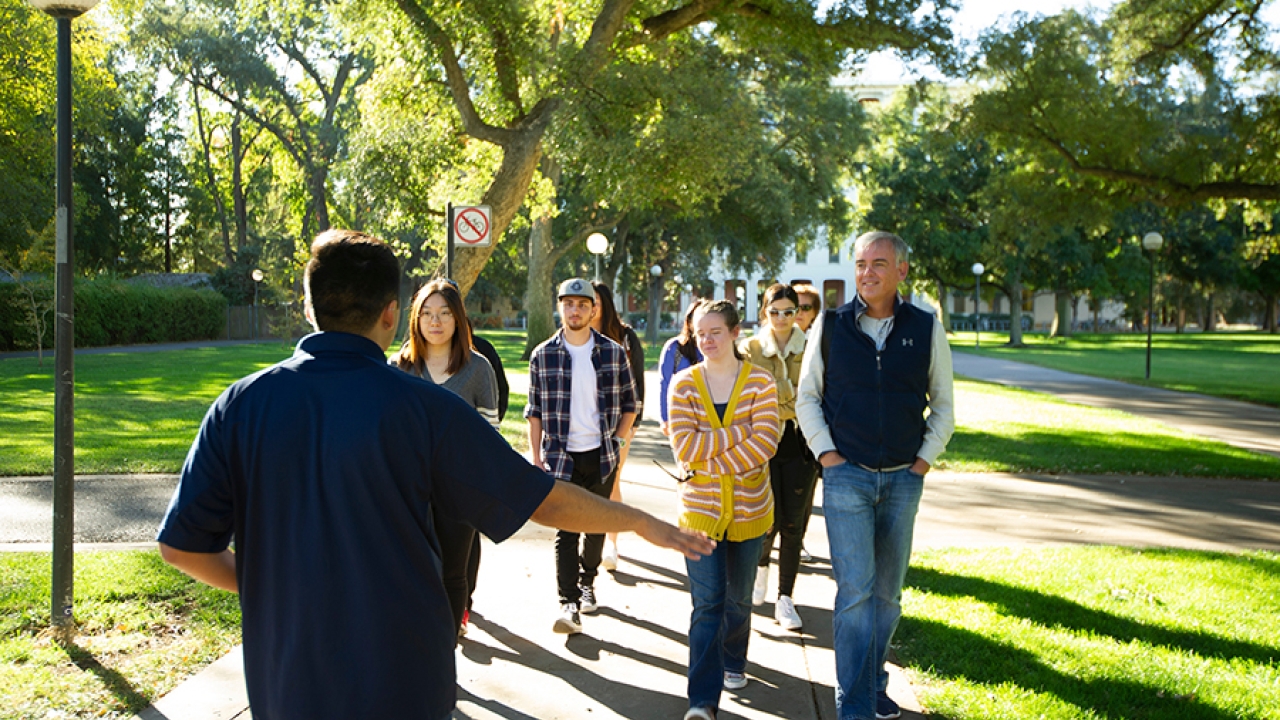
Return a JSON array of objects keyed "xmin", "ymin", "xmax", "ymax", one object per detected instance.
[{"xmin": 564, "ymin": 335, "xmax": 601, "ymax": 452}]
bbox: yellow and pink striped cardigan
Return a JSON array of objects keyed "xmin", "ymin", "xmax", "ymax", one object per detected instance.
[{"xmin": 668, "ymin": 362, "xmax": 780, "ymax": 541}]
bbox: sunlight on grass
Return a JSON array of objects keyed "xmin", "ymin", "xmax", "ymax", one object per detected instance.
[
  {"xmin": 0, "ymin": 551, "xmax": 241, "ymax": 720},
  {"xmin": 901, "ymin": 546, "xmax": 1280, "ymax": 720},
  {"xmin": 949, "ymin": 331, "xmax": 1280, "ymax": 407},
  {"xmin": 4, "ymin": 336, "xmax": 1276, "ymax": 478},
  {"xmin": 946, "ymin": 380, "xmax": 1280, "ymax": 479}
]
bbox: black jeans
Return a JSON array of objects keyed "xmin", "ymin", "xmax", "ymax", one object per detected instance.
[
  {"xmin": 757, "ymin": 421, "xmax": 820, "ymax": 597},
  {"xmin": 556, "ymin": 448, "xmax": 617, "ymax": 603},
  {"xmin": 433, "ymin": 503, "xmax": 476, "ymax": 641}
]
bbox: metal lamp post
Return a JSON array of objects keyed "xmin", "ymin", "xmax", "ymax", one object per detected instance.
[
  {"xmin": 586, "ymin": 232, "xmax": 608, "ymax": 282},
  {"xmin": 1142, "ymin": 232, "xmax": 1164, "ymax": 380},
  {"xmin": 28, "ymin": 0, "xmax": 101, "ymax": 641},
  {"xmin": 251, "ymin": 269, "xmax": 264, "ymax": 340},
  {"xmin": 972, "ymin": 262, "xmax": 985, "ymax": 349}
]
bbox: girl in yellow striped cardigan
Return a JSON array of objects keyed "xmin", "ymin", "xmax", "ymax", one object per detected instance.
[{"xmin": 668, "ymin": 300, "xmax": 780, "ymax": 720}]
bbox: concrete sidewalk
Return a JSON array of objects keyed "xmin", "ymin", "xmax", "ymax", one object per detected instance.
[
  {"xmin": 952, "ymin": 351, "xmax": 1280, "ymax": 459},
  {"xmin": 131, "ymin": 424, "xmax": 920, "ymax": 720}
]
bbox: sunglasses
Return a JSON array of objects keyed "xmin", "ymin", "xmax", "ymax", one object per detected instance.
[
  {"xmin": 767, "ymin": 308, "xmax": 797, "ymax": 318},
  {"xmin": 798, "ymin": 304, "xmax": 815, "ymax": 312}
]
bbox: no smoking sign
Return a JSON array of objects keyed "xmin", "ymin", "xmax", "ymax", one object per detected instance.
[{"xmin": 452, "ymin": 205, "xmax": 492, "ymax": 246}]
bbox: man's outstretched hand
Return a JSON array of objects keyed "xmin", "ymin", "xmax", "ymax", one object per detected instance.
[{"xmin": 637, "ymin": 517, "xmax": 715, "ymax": 560}]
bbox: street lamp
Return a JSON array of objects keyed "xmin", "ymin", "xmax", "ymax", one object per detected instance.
[
  {"xmin": 972, "ymin": 262, "xmax": 985, "ymax": 349},
  {"xmin": 647, "ymin": 264, "xmax": 662, "ymax": 345},
  {"xmin": 28, "ymin": 0, "xmax": 101, "ymax": 642},
  {"xmin": 251, "ymin": 268, "xmax": 264, "ymax": 340},
  {"xmin": 1142, "ymin": 232, "xmax": 1164, "ymax": 380},
  {"xmin": 586, "ymin": 232, "xmax": 608, "ymax": 281}
]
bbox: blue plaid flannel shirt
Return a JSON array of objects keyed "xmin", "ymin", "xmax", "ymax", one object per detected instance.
[{"xmin": 524, "ymin": 329, "xmax": 637, "ymax": 482}]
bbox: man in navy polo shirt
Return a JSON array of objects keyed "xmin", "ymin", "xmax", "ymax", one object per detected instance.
[
  {"xmin": 157, "ymin": 230, "xmax": 713, "ymax": 720},
  {"xmin": 796, "ymin": 231, "xmax": 954, "ymax": 720}
]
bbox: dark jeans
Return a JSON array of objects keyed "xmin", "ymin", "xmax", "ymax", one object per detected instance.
[
  {"xmin": 556, "ymin": 448, "xmax": 617, "ymax": 603},
  {"xmin": 433, "ymin": 503, "xmax": 476, "ymax": 642},
  {"xmin": 686, "ymin": 534, "xmax": 765, "ymax": 712},
  {"xmin": 757, "ymin": 422, "xmax": 820, "ymax": 597}
]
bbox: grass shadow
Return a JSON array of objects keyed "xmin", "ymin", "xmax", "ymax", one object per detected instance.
[
  {"xmin": 897, "ymin": 617, "xmax": 1239, "ymax": 720},
  {"xmin": 906, "ymin": 562, "xmax": 1280, "ymax": 666},
  {"xmin": 60, "ymin": 641, "xmax": 152, "ymax": 713}
]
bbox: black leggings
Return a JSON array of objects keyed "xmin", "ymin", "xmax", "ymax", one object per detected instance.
[
  {"xmin": 434, "ymin": 504, "xmax": 476, "ymax": 643},
  {"xmin": 757, "ymin": 422, "xmax": 819, "ymax": 597}
]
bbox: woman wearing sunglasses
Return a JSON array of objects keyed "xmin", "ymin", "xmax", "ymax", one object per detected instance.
[
  {"xmin": 741, "ymin": 283, "xmax": 820, "ymax": 631},
  {"xmin": 668, "ymin": 300, "xmax": 779, "ymax": 720},
  {"xmin": 390, "ymin": 278, "xmax": 500, "ymax": 640}
]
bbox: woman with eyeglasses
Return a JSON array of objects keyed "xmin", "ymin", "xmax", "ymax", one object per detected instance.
[
  {"xmin": 589, "ymin": 281, "xmax": 645, "ymax": 571},
  {"xmin": 668, "ymin": 300, "xmax": 779, "ymax": 720},
  {"xmin": 390, "ymin": 278, "xmax": 500, "ymax": 640},
  {"xmin": 740, "ymin": 283, "xmax": 819, "ymax": 632}
]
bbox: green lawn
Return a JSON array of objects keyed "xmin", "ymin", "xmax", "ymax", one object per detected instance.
[
  {"xmin": 3, "ymin": 331, "xmax": 1276, "ymax": 478},
  {"xmin": 0, "ymin": 550, "xmax": 241, "ymax": 720},
  {"xmin": 901, "ymin": 545, "xmax": 1280, "ymax": 719},
  {"xmin": 949, "ymin": 331, "xmax": 1280, "ymax": 408},
  {"xmin": 947, "ymin": 379, "xmax": 1280, "ymax": 479}
]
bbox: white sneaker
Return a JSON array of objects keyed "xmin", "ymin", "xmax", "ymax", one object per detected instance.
[
  {"xmin": 723, "ymin": 670, "xmax": 748, "ymax": 690},
  {"xmin": 553, "ymin": 603, "xmax": 582, "ymax": 634},
  {"xmin": 579, "ymin": 584, "xmax": 598, "ymax": 614},
  {"xmin": 752, "ymin": 565, "xmax": 769, "ymax": 606},
  {"xmin": 684, "ymin": 707, "xmax": 716, "ymax": 720},
  {"xmin": 601, "ymin": 542, "xmax": 619, "ymax": 571},
  {"xmin": 775, "ymin": 595, "xmax": 803, "ymax": 631}
]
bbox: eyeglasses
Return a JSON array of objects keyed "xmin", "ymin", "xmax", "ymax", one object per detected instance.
[
  {"xmin": 767, "ymin": 308, "xmax": 797, "ymax": 318},
  {"xmin": 797, "ymin": 304, "xmax": 815, "ymax": 312}
]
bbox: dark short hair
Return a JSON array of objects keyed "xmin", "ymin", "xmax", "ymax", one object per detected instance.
[
  {"xmin": 761, "ymin": 283, "xmax": 799, "ymax": 309},
  {"xmin": 305, "ymin": 229, "xmax": 400, "ymax": 334}
]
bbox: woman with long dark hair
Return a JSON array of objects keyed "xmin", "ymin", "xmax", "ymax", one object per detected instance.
[
  {"xmin": 741, "ymin": 283, "xmax": 819, "ymax": 632},
  {"xmin": 658, "ymin": 300, "xmax": 705, "ymax": 436},
  {"xmin": 590, "ymin": 281, "xmax": 645, "ymax": 570},
  {"xmin": 390, "ymin": 279, "xmax": 499, "ymax": 638},
  {"xmin": 668, "ymin": 300, "xmax": 780, "ymax": 720}
]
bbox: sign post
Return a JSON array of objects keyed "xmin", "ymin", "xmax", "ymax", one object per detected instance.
[{"xmin": 445, "ymin": 204, "xmax": 492, "ymax": 280}]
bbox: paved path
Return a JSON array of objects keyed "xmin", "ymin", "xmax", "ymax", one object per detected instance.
[
  {"xmin": 952, "ymin": 351, "xmax": 1280, "ymax": 459},
  {"xmin": 3, "ymin": 364, "xmax": 1277, "ymax": 719}
]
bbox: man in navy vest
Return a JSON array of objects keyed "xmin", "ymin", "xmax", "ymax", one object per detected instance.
[{"xmin": 796, "ymin": 231, "xmax": 955, "ymax": 720}]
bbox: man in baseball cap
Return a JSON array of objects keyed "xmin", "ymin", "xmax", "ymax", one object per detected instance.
[{"xmin": 526, "ymin": 277, "xmax": 638, "ymax": 633}]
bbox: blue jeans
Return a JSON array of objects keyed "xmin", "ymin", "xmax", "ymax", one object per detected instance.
[
  {"xmin": 823, "ymin": 463, "xmax": 924, "ymax": 720},
  {"xmin": 684, "ymin": 534, "xmax": 765, "ymax": 712}
]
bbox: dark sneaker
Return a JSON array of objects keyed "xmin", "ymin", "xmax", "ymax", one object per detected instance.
[
  {"xmin": 579, "ymin": 584, "xmax": 598, "ymax": 614},
  {"xmin": 553, "ymin": 603, "xmax": 582, "ymax": 634},
  {"xmin": 875, "ymin": 690, "xmax": 901, "ymax": 720}
]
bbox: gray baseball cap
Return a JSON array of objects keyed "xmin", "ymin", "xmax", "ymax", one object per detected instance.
[{"xmin": 557, "ymin": 278, "xmax": 595, "ymax": 300}]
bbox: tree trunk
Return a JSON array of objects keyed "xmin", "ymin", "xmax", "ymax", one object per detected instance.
[
  {"xmin": 452, "ymin": 102, "xmax": 557, "ymax": 299},
  {"xmin": 310, "ymin": 164, "xmax": 331, "ymax": 232},
  {"xmin": 1205, "ymin": 292, "xmax": 1218, "ymax": 331},
  {"xmin": 522, "ymin": 211, "xmax": 557, "ymax": 360},
  {"xmin": 1050, "ymin": 289, "xmax": 1071, "ymax": 338},
  {"xmin": 1266, "ymin": 294, "xmax": 1278, "ymax": 333},
  {"xmin": 934, "ymin": 277, "xmax": 951, "ymax": 332},
  {"xmin": 191, "ymin": 84, "xmax": 233, "ymax": 264},
  {"xmin": 647, "ymin": 271, "xmax": 662, "ymax": 345},
  {"xmin": 1006, "ymin": 275, "xmax": 1025, "ymax": 346},
  {"xmin": 232, "ymin": 118, "xmax": 248, "ymax": 249}
]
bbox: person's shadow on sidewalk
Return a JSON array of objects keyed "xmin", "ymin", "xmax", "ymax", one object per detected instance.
[{"xmin": 461, "ymin": 612, "xmax": 691, "ymax": 718}]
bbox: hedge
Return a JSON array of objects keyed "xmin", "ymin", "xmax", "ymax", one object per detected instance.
[{"xmin": 0, "ymin": 279, "xmax": 227, "ymax": 352}]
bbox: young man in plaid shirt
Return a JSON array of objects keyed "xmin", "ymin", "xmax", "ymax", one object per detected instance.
[{"xmin": 526, "ymin": 277, "xmax": 638, "ymax": 634}]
